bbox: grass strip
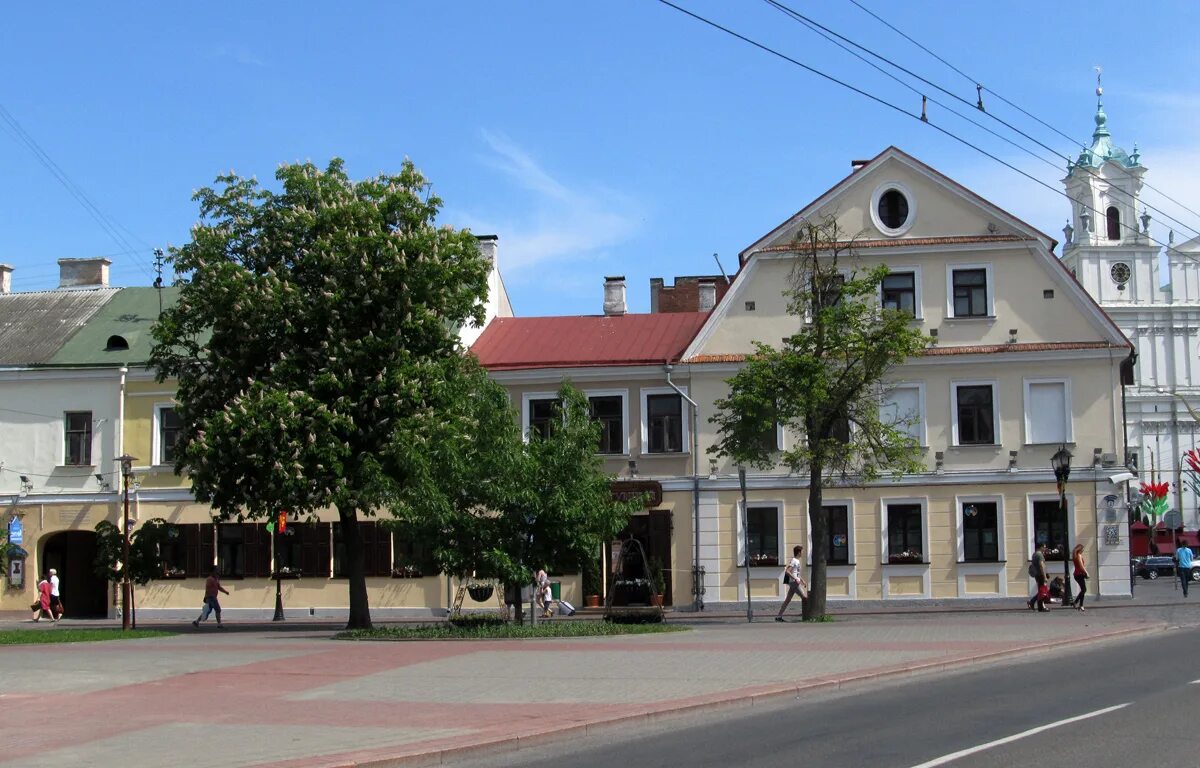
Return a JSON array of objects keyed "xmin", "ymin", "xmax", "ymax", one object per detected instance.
[
  {"xmin": 0, "ymin": 629, "xmax": 175, "ymax": 645},
  {"xmin": 338, "ymin": 621, "xmax": 688, "ymax": 641}
]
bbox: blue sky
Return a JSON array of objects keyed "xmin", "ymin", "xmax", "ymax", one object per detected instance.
[{"xmin": 1, "ymin": 2, "xmax": 1196, "ymax": 315}]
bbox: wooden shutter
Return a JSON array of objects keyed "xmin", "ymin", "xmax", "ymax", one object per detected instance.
[
  {"xmin": 361, "ymin": 522, "xmax": 391, "ymax": 577},
  {"xmin": 299, "ymin": 523, "xmax": 332, "ymax": 578},
  {"xmin": 191, "ymin": 523, "xmax": 215, "ymax": 577},
  {"xmin": 244, "ymin": 524, "xmax": 272, "ymax": 578}
]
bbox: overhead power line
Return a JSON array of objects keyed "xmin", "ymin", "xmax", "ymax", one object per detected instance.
[
  {"xmin": 843, "ymin": 0, "xmax": 1200, "ymax": 230},
  {"xmin": 654, "ymin": 0, "xmax": 1184, "ymax": 254},
  {"xmin": 763, "ymin": 0, "xmax": 1200, "ymax": 242}
]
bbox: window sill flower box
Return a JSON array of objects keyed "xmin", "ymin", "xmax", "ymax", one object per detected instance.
[
  {"xmin": 272, "ymin": 568, "xmax": 302, "ymax": 580},
  {"xmin": 391, "ymin": 566, "xmax": 423, "ymax": 579},
  {"xmin": 162, "ymin": 568, "xmax": 187, "ymax": 580},
  {"xmin": 748, "ymin": 554, "xmax": 779, "ymax": 567},
  {"xmin": 887, "ymin": 552, "xmax": 924, "ymax": 565}
]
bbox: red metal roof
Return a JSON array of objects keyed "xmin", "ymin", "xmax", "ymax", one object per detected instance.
[{"xmin": 472, "ymin": 313, "xmax": 709, "ymax": 371}]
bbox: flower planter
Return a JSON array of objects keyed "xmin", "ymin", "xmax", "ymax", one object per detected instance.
[
  {"xmin": 466, "ymin": 584, "xmax": 495, "ymax": 602},
  {"xmin": 584, "ymin": 594, "xmax": 601, "ymax": 608}
]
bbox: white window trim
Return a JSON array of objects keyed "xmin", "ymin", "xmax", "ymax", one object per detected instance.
[
  {"xmin": 955, "ymin": 494, "xmax": 1007, "ymax": 598},
  {"xmin": 950, "ymin": 379, "xmax": 1000, "ymax": 447},
  {"xmin": 806, "ymin": 498, "xmax": 856, "ymax": 567},
  {"xmin": 640, "ymin": 386, "xmax": 690, "ymax": 455},
  {"xmin": 583, "ymin": 388, "xmax": 630, "ymax": 456},
  {"xmin": 945, "ymin": 262, "xmax": 995, "ymax": 318},
  {"xmin": 735, "ymin": 499, "xmax": 784, "ymax": 570},
  {"xmin": 880, "ymin": 496, "xmax": 931, "ymax": 599},
  {"xmin": 877, "ymin": 265, "xmax": 923, "ymax": 320},
  {"xmin": 1022, "ymin": 378, "xmax": 1074, "ymax": 445},
  {"xmin": 869, "ymin": 181, "xmax": 918, "ymax": 237},
  {"xmin": 881, "ymin": 381, "xmax": 926, "ymax": 447},
  {"xmin": 520, "ymin": 391, "xmax": 559, "ymax": 443},
  {"xmin": 151, "ymin": 402, "xmax": 178, "ymax": 466},
  {"xmin": 1025, "ymin": 492, "xmax": 1076, "ymax": 564}
]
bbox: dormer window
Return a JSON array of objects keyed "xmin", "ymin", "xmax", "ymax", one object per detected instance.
[
  {"xmin": 1106, "ymin": 207, "xmax": 1121, "ymax": 240},
  {"xmin": 105, "ymin": 335, "xmax": 129, "ymax": 351}
]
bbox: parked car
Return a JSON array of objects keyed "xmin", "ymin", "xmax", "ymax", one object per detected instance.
[{"xmin": 1131, "ymin": 556, "xmax": 1200, "ymax": 581}]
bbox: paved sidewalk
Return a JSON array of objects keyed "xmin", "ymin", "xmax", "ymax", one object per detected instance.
[{"xmin": 1, "ymin": 601, "xmax": 1187, "ymax": 768}]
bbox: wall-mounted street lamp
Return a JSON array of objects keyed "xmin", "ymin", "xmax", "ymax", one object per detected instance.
[
  {"xmin": 1051, "ymin": 445, "xmax": 1073, "ymax": 607},
  {"xmin": 116, "ymin": 454, "xmax": 137, "ymax": 631}
]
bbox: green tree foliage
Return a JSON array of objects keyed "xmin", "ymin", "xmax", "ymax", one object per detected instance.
[
  {"xmin": 710, "ymin": 216, "xmax": 929, "ymax": 619},
  {"xmin": 150, "ymin": 158, "xmax": 491, "ymax": 629},
  {"xmin": 93, "ymin": 518, "xmax": 180, "ymax": 586},
  {"xmin": 393, "ymin": 368, "xmax": 636, "ymax": 620}
]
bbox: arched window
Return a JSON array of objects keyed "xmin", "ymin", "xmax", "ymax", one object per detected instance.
[
  {"xmin": 1106, "ymin": 207, "xmax": 1121, "ymax": 241},
  {"xmin": 105, "ymin": 335, "xmax": 129, "ymax": 351}
]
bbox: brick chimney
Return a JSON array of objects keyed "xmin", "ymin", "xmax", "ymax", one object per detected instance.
[
  {"xmin": 698, "ymin": 278, "xmax": 717, "ymax": 311},
  {"xmin": 58, "ymin": 257, "xmax": 111, "ymax": 289},
  {"xmin": 0, "ymin": 264, "xmax": 12, "ymax": 295},
  {"xmin": 603, "ymin": 276, "xmax": 627, "ymax": 316}
]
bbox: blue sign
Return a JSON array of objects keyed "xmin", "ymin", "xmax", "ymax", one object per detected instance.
[{"xmin": 7, "ymin": 517, "xmax": 22, "ymax": 546}]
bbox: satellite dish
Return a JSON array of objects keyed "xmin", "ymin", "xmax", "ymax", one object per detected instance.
[{"xmin": 1163, "ymin": 510, "xmax": 1183, "ymax": 530}]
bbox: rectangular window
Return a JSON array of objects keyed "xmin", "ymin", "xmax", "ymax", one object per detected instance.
[
  {"xmin": 745, "ymin": 506, "xmax": 779, "ymax": 566},
  {"xmin": 392, "ymin": 531, "xmax": 437, "ymax": 577},
  {"xmin": 528, "ymin": 398, "xmax": 560, "ymax": 440},
  {"xmin": 158, "ymin": 524, "xmax": 188, "ymax": 577},
  {"xmin": 1033, "ymin": 499, "xmax": 1068, "ymax": 562},
  {"xmin": 825, "ymin": 504, "xmax": 850, "ymax": 565},
  {"xmin": 956, "ymin": 385, "xmax": 995, "ymax": 445},
  {"xmin": 647, "ymin": 394, "xmax": 683, "ymax": 453},
  {"xmin": 64, "ymin": 411, "xmax": 92, "ymax": 466},
  {"xmin": 829, "ymin": 413, "xmax": 851, "ymax": 444},
  {"xmin": 887, "ymin": 504, "xmax": 923, "ymax": 562},
  {"xmin": 589, "ymin": 395, "xmax": 624, "ymax": 454},
  {"xmin": 962, "ymin": 502, "xmax": 999, "ymax": 562},
  {"xmin": 218, "ymin": 524, "xmax": 245, "ymax": 578},
  {"xmin": 881, "ymin": 385, "xmax": 922, "ymax": 443},
  {"xmin": 952, "ymin": 268, "xmax": 988, "ymax": 317},
  {"xmin": 1026, "ymin": 381, "xmax": 1069, "ymax": 444},
  {"xmin": 158, "ymin": 406, "xmax": 182, "ymax": 464},
  {"xmin": 881, "ymin": 272, "xmax": 916, "ymax": 317},
  {"xmin": 814, "ymin": 272, "xmax": 846, "ymax": 310}
]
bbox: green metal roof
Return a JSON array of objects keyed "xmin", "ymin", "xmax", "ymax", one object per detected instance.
[{"xmin": 49, "ymin": 287, "xmax": 180, "ymax": 368}]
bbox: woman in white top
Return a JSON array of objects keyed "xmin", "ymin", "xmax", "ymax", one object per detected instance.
[{"xmin": 776, "ymin": 545, "xmax": 808, "ymax": 622}]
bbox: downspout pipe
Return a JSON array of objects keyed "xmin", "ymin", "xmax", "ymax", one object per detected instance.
[{"xmin": 665, "ymin": 363, "xmax": 702, "ymax": 611}]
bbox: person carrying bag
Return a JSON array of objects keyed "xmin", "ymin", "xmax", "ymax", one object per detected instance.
[{"xmin": 775, "ymin": 545, "xmax": 808, "ymax": 622}]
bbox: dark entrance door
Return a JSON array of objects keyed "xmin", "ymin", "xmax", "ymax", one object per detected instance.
[
  {"xmin": 41, "ymin": 531, "xmax": 107, "ymax": 618},
  {"xmin": 607, "ymin": 509, "xmax": 673, "ymax": 606}
]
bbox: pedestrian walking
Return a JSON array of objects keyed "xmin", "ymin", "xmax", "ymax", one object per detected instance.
[
  {"xmin": 30, "ymin": 575, "xmax": 53, "ymax": 621},
  {"xmin": 776, "ymin": 545, "xmax": 808, "ymax": 622},
  {"xmin": 1175, "ymin": 538, "xmax": 1193, "ymax": 598},
  {"xmin": 192, "ymin": 567, "xmax": 230, "ymax": 628},
  {"xmin": 1027, "ymin": 543, "xmax": 1049, "ymax": 612},
  {"xmin": 48, "ymin": 568, "xmax": 63, "ymax": 620},
  {"xmin": 1071, "ymin": 543, "xmax": 1089, "ymax": 610}
]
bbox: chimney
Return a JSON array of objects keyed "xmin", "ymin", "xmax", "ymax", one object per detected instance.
[
  {"xmin": 603, "ymin": 276, "xmax": 627, "ymax": 316},
  {"xmin": 649, "ymin": 278, "xmax": 664, "ymax": 313},
  {"xmin": 58, "ymin": 257, "xmax": 111, "ymax": 289},
  {"xmin": 475, "ymin": 234, "xmax": 498, "ymax": 265},
  {"xmin": 698, "ymin": 278, "xmax": 717, "ymax": 311},
  {"xmin": 0, "ymin": 264, "xmax": 12, "ymax": 295}
]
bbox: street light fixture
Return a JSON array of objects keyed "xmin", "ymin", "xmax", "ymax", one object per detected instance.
[
  {"xmin": 116, "ymin": 454, "xmax": 137, "ymax": 631},
  {"xmin": 1050, "ymin": 445, "xmax": 1073, "ymax": 606}
]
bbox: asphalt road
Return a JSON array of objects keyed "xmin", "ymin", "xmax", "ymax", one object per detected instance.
[{"xmin": 446, "ymin": 604, "xmax": 1199, "ymax": 768}]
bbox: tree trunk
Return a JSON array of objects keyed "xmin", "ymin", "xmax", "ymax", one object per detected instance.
[
  {"xmin": 507, "ymin": 580, "xmax": 525, "ymax": 624},
  {"xmin": 804, "ymin": 459, "xmax": 827, "ymax": 620},
  {"xmin": 340, "ymin": 507, "xmax": 372, "ymax": 630}
]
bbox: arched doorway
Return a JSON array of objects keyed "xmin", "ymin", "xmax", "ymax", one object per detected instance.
[{"xmin": 41, "ymin": 531, "xmax": 108, "ymax": 618}]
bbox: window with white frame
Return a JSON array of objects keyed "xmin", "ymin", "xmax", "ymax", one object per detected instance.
[
  {"xmin": 881, "ymin": 270, "xmax": 919, "ymax": 318},
  {"xmin": 587, "ymin": 391, "xmax": 626, "ymax": 455},
  {"xmin": 155, "ymin": 405, "xmax": 182, "ymax": 465},
  {"xmin": 880, "ymin": 383, "xmax": 924, "ymax": 445},
  {"xmin": 521, "ymin": 393, "xmax": 561, "ymax": 441},
  {"xmin": 885, "ymin": 502, "xmax": 924, "ymax": 563},
  {"xmin": 745, "ymin": 505, "xmax": 780, "ymax": 566},
  {"xmin": 641, "ymin": 387, "xmax": 687, "ymax": 454},
  {"xmin": 1024, "ymin": 379, "xmax": 1071, "ymax": 445},
  {"xmin": 64, "ymin": 411, "xmax": 93, "ymax": 466},
  {"xmin": 947, "ymin": 264, "xmax": 993, "ymax": 318},
  {"xmin": 961, "ymin": 500, "xmax": 999, "ymax": 562},
  {"xmin": 824, "ymin": 504, "xmax": 851, "ymax": 565},
  {"xmin": 952, "ymin": 382, "xmax": 998, "ymax": 446}
]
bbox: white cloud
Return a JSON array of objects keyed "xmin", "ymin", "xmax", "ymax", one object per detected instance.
[{"xmin": 460, "ymin": 132, "xmax": 642, "ymax": 273}]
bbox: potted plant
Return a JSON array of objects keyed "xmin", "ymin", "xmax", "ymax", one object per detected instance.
[
  {"xmin": 648, "ymin": 556, "xmax": 666, "ymax": 607},
  {"xmin": 581, "ymin": 555, "xmax": 602, "ymax": 608}
]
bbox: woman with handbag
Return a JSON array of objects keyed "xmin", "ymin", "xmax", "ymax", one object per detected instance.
[{"xmin": 776, "ymin": 545, "xmax": 808, "ymax": 622}]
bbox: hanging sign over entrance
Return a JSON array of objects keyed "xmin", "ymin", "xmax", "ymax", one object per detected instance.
[
  {"xmin": 610, "ymin": 480, "xmax": 662, "ymax": 507},
  {"xmin": 7, "ymin": 516, "xmax": 23, "ymax": 546}
]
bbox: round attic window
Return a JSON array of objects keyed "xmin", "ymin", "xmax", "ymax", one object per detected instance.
[{"xmin": 869, "ymin": 182, "xmax": 916, "ymax": 237}]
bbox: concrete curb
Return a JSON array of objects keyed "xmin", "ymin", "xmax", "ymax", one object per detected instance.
[{"xmin": 315, "ymin": 620, "xmax": 1165, "ymax": 768}]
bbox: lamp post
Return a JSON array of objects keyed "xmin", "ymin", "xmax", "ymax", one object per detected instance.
[
  {"xmin": 1051, "ymin": 445, "xmax": 1073, "ymax": 606},
  {"xmin": 272, "ymin": 518, "xmax": 285, "ymax": 622},
  {"xmin": 116, "ymin": 454, "xmax": 137, "ymax": 631}
]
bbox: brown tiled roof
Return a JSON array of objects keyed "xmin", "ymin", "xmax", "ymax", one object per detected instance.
[
  {"xmin": 472, "ymin": 312, "xmax": 709, "ymax": 371},
  {"xmin": 684, "ymin": 341, "xmax": 1127, "ymax": 364},
  {"xmin": 754, "ymin": 234, "xmax": 1029, "ymax": 254}
]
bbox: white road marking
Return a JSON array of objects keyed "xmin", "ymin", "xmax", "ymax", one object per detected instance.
[{"xmin": 907, "ymin": 703, "xmax": 1129, "ymax": 767}]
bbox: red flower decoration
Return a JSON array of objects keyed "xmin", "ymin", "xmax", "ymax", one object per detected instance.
[
  {"xmin": 1186, "ymin": 448, "xmax": 1200, "ymax": 474},
  {"xmin": 1140, "ymin": 481, "xmax": 1169, "ymax": 500}
]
